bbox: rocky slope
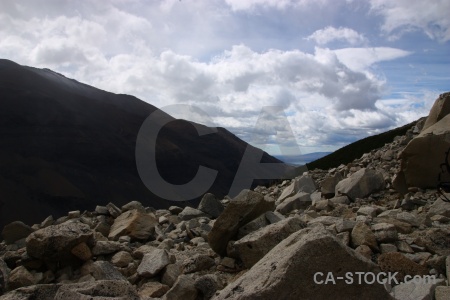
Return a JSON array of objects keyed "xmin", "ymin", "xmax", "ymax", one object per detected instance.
[
  {"xmin": 0, "ymin": 59, "xmax": 288, "ymax": 229},
  {"xmin": 0, "ymin": 93, "xmax": 449, "ymax": 300}
]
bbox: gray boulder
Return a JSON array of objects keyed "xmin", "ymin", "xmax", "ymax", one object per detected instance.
[
  {"xmin": 276, "ymin": 192, "xmax": 312, "ymax": 214},
  {"xmin": 207, "ymin": 190, "xmax": 274, "ymax": 256},
  {"xmin": 137, "ymin": 249, "xmax": 170, "ymax": 278},
  {"xmin": 197, "ymin": 193, "xmax": 224, "ymax": 218},
  {"xmin": 231, "ymin": 216, "xmax": 305, "ymax": 268},
  {"xmin": 335, "ymin": 168, "xmax": 384, "ymax": 201},
  {"xmin": 276, "ymin": 175, "xmax": 316, "ymax": 204},
  {"xmin": 213, "ymin": 225, "xmax": 392, "ymax": 300},
  {"xmin": 1, "ymin": 221, "xmax": 33, "ymax": 245},
  {"xmin": 108, "ymin": 209, "xmax": 157, "ymax": 241},
  {"xmin": 422, "ymin": 91, "xmax": 450, "ymax": 131}
]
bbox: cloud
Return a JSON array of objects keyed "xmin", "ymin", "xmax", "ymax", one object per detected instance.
[
  {"xmin": 306, "ymin": 26, "xmax": 367, "ymax": 45},
  {"xmin": 223, "ymin": 0, "xmax": 324, "ymax": 11},
  {"xmin": 370, "ymin": 0, "xmax": 450, "ymax": 42}
]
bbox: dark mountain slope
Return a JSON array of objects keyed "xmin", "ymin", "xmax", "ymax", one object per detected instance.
[{"xmin": 0, "ymin": 59, "xmax": 289, "ymax": 229}]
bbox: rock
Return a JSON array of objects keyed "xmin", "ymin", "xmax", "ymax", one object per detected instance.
[
  {"xmin": 26, "ymin": 221, "xmax": 92, "ymax": 264},
  {"xmin": 168, "ymin": 206, "xmax": 183, "ymax": 215},
  {"xmin": 207, "ymin": 190, "xmax": 274, "ymax": 256},
  {"xmin": 182, "ymin": 254, "xmax": 215, "ymax": 274},
  {"xmin": 137, "ymin": 249, "xmax": 170, "ymax": 278},
  {"xmin": 396, "ymin": 211, "xmax": 420, "ymax": 227},
  {"xmin": 0, "ymin": 259, "xmax": 9, "ymax": 294},
  {"xmin": 380, "ymin": 243, "xmax": 397, "ymax": 253},
  {"xmin": 351, "ymin": 222, "xmax": 378, "ymax": 251},
  {"xmin": 335, "ymin": 219, "xmax": 356, "ymax": 233},
  {"xmin": 276, "ymin": 192, "xmax": 311, "ymax": 214},
  {"xmin": 396, "ymin": 241, "xmax": 414, "ymax": 253},
  {"xmin": 161, "ymin": 264, "xmax": 182, "ymax": 287},
  {"xmin": 220, "ymin": 257, "xmax": 235, "ymax": 269},
  {"xmin": 236, "ymin": 213, "xmax": 268, "ymax": 239},
  {"xmin": 54, "ymin": 280, "xmax": 139, "ymax": 299},
  {"xmin": 95, "ymin": 205, "xmax": 109, "ymax": 215},
  {"xmin": 378, "ymin": 252, "xmax": 428, "ymax": 282},
  {"xmin": 1, "ymin": 221, "xmax": 33, "ymax": 245},
  {"xmin": 70, "ymin": 242, "xmax": 92, "ymax": 261},
  {"xmin": 276, "ymin": 175, "xmax": 316, "ymax": 203},
  {"xmin": 163, "ymin": 275, "xmax": 198, "ymax": 300},
  {"xmin": 411, "ymin": 228, "xmax": 450, "ymax": 256},
  {"xmin": 195, "ymin": 274, "xmax": 223, "ymax": 300},
  {"xmin": 357, "ymin": 206, "xmax": 378, "ymax": 218},
  {"xmin": 422, "ymin": 91, "xmax": 450, "ymax": 131},
  {"xmin": 435, "ymin": 286, "xmax": 450, "ymax": 300},
  {"xmin": 8, "ymin": 266, "xmax": 35, "ymax": 290},
  {"xmin": 197, "ymin": 193, "xmax": 224, "ymax": 218},
  {"xmin": 392, "ymin": 278, "xmax": 445, "ymax": 300},
  {"xmin": 372, "ymin": 223, "xmax": 398, "ymax": 243},
  {"xmin": 139, "ymin": 282, "xmax": 170, "ymax": 298},
  {"xmin": 83, "ymin": 261, "xmax": 126, "ymax": 281},
  {"xmin": 354, "ymin": 245, "xmax": 372, "ymax": 260},
  {"xmin": 396, "ymin": 114, "xmax": 450, "ymax": 188},
  {"xmin": 231, "ymin": 216, "xmax": 306, "ymax": 268},
  {"xmin": 335, "ymin": 168, "xmax": 385, "ymax": 201},
  {"xmin": 106, "ymin": 202, "xmax": 122, "ymax": 218},
  {"xmin": 108, "ymin": 209, "xmax": 157, "ymax": 241},
  {"xmin": 121, "ymin": 200, "xmax": 146, "ymax": 213},
  {"xmin": 308, "ymin": 216, "xmax": 342, "ymax": 226},
  {"xmin": 213, "ymin": 225, "xmax": 392, "ymax": 300},
  {"xmin": 111, "ymin": 251, "xmax": 134, "ymax": 268},
  {"xmin": 321, "ymin": 173, "xmax": 344, "ymax": 198},
  {"xmin": 178, "ymin": 207, "xmax": 210, "ymax": 221},
  {"xmin": 427, "ymin": 199, "xmax": 450, "ymax": 218},
  {"xmin": 91, "ymin": 241, "xmax": 123, "ymax": 256}
]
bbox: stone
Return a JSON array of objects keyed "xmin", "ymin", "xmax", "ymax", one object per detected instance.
[
  {"xmin": 372, "ymin": 223, "xmax": 398, "ymax": 243},
  {"xmin": 396, "ymin": 211, "xmax": 420, "ymax": 227},
  {"xmin": 197, "ymin": 193, "xmax": 224, "ymax": 218},
  {"xmin": 70, "ymin": 242, "xmax": 92, "ymax": 261},
  {"xmin": 237, "ymin": 213, "xmax": 269, "ymax": 239},
  {"xmin": 220, "ymin": 257, "xmax": 235, "ymax": 269},
  {"xmin": 108, "ymin": 209, "xmax": 157, "ymax": 241},
  {"xmin": 213, "ymin": 225, "xmax": 392, "ymax": 300},
  {"xmin": 106, "ymin": 202, "xmax": 122, "ymax": 218},
  {"xmin": 396, "ymin": 241, "xmax": 414, "ymax": 253},
  {"xmin": 357, "ymin": 206, "xmax": 378, "ymax": 218},
  {"xmin": 380, "ymin": 243, "xmax": 397, "ymax": 253},
  {"xmin": 67, "ymin": 210, "xmax": 80, "ymax": 219},
  {"xmin": 91, "ymin": 241, "xmax": 123, "ymax": 256},
  {"xmin": 422, "ymin": 91, "xmax": 450, "ymax": 131},
  {"xmin": 351, "ymin": 222, "xmax": 378, "ymax": 251},
  {"xmin": 276, "ymin": 192, "xmax": 311, "ymax": 214},
  {"xmin": 396, "ymin": 114, "xmax": 450, "ymax": 188},
  {"xmin": 335, "ymin": 168, "xmax": 385, "ymax": 201},
  {"xmin": 169, "ymin": 206, "xmax": 183, "ymax": 215},
  {"xmin": 392, "ymin": 278, "xmax": 445, "ymax": 300},
  {"xmin": 276, "ymin": 175, "xmax": 316, "ymax": 203},
  {"xmin": 308, "ymin": 216, "xmax": 342, "ymax": 226},
  {"xmin": 8, "ymin": 266, "xmax": 35, "ymax": 290},
  {"xmin": 378, "ymin": 252, "xmax": 428, "ymax": 282},
  {"xmin": 427, "ymin": 199, "xmax": 450, "ymax": 218},
  {"xmin": 137, "ymin": 249, "xmax": 170, "ymax": 278},
  {"xmin": 182, "ymin": 254, "xmax": 215, "ymax": 274},
  {"xmin": 195, "ymin": 274, "xmax": 223, "ymax": 300},
  {"xmin": 121, "ymin": 200, "xmax": 146, "ymax": 213},
  {"xmin": 178, "ymin": 207, "xmax": 210, "ymax": 221},
  {"xmin": 139, "ymin": 282, "xmax": 170, "ymax": 298},
  {"xmin": 163, "ymin": 275, "xmax": 198, "ymax": 300},
  {"xmin": 0, "ymin": 259, "xmax": 9, "ymax": 294},
  {"xmin": 161, "ymin": 264, "xmax": 182, "ymax": 287},
  {"xmin": 95, "ymin": 205, "xmax": 109, "ymax": 215},
  {"xmin": 354, "ymin": 245, "xmax": 372, "ymax": 260},
  {"xmin": 82, "ymin": 261, "xmax": 126, "ymax": 281},
  {"xmin": 208, "ymin": 190, "xmax": 274, "ymax": 256},
  {"xmin": 336, "ymin": 231, "xmax": 350, "ymax": 246},
  {"xmin": 335, "ymin": 219, "xmax": 356, "ymax": 233},
  {"xmin": 1, "ymin": 221, "xmax": 33, "ymax": 245},
  {"xmin": 321, "ymin": 172, "xmax": 344, "ymax": 197},
  {"xmin": 314, "ymin": 199, "xmax": 331, "ymax": 211},
  {"xmin": 231, "ymin": 216, "xmax": 306, "ymax": 268},
  {"xmin": 435, "ymin": 286, "xmax": 450, "ymax": 300},
  {"xmin": 111, "ymin": 251, "xmax": 134, "ymax": 268},
  {"xmin": 54, "ymin": 280, "xmax": 139, "ymax": 299},
  {"xmin": 330, "ymin": 195, "xmax": 350, "ymax": 205},
  {"xmin": 26, "ymin": 221, "xmax": 92, "ymax": 264}
]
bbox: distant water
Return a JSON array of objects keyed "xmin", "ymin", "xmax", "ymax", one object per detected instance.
[{"xmin": 275, "ymin": 152, "xmax": 332, "ymax": 166}]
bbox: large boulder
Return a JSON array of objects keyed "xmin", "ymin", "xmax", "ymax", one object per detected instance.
[
  {"xmin": 207, "ymin": 190, "xmax": 274, "ymax": 256},
  {"xmin": 396, "ymin": 114, "xmax": 450, "ymax": 189},
  {"xmin": 213, "ymin": 225, "xmax": 392, "ymax": 300},
  {"xmin": 422, "ymin": 92, "xmax": 450, "ymax": 131},
  {"xmin": 26, "ymin": 221, "xmax": 92, "ymax": 264},
  {"xmin": 335, "ymin": 168, "xmax": 384, "ymax": 201},
  {"xmin": 197, "ymin": 193, "xmax": 224, "ymax": 218},
  {"xmin": 231, "ymin": 216, "xmax": 305, "ymax": 268},
  {"xmin": 276, "ymin": 175, "xmax": 316, "ymax": 204},
  {"xmin": 108, "ymin": 209, "xmax": 158, "ymax": 241},
  {"xmin": 275, "ymin": 192, "xmax": 311, "ymax": 214}
]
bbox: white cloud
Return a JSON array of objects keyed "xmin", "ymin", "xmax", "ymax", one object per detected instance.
[
  {"xmin": 223, "ymin": 0, "xmax": 324, "ymax": 11},
  {"xmin": 370, "ymin": 0, "xmax": 450, "ymax": 42},
  {"xmin": 307, "ymin": 26, "xmax": 367, "ymax": 45}
]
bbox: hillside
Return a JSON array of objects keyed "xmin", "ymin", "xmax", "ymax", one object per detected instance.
[{"xmin": 0, "ymin": 59, "xmax": 290, "ymax": 229}]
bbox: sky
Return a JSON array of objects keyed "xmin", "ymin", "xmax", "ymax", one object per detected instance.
[{"xmin": 1, "ymin": 0, "xmax": 449, "ymax": 158}]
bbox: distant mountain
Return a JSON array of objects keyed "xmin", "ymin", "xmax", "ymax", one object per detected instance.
[
  {"xmin": 275, "ymin": 152, "xmax": 332, "ymax": 166},
  {"xmin": 306, "ymin": 120, "xmax": 420, "ymax": 171},
  {"xmin": 0, "ymin": 59, "xmax": 291, "ymax": 229}
]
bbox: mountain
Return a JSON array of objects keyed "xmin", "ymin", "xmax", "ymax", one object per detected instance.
[
  {"xmin": 0, "ymin": 59, "xmax": 291, "ymax": 229},
  {"xmin": 305, "ymin": 120, "xmax": 420, "ymax": 171},
  {"xmin": 275, "ymin": 152, "xmax": 332, "ymax": 166}
]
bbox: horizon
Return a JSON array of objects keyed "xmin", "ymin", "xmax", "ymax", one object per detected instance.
[{"xmin": 1, "ymin": 1, "xmax": 449, "ymax": 156}]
